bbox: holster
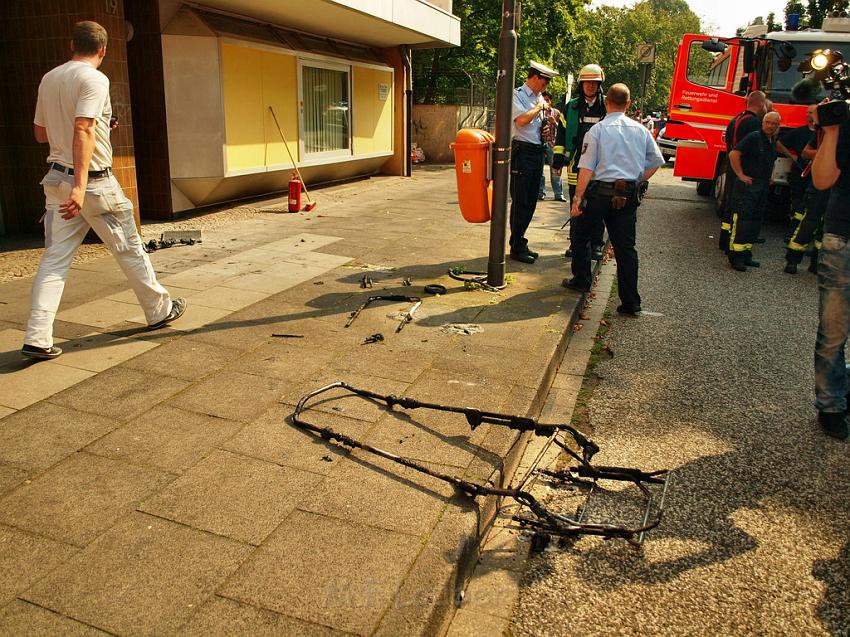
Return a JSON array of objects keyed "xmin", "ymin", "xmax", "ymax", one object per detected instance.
[{"xmin": 611, "ymin": 179, "xmax": 628, "ymax": 210}]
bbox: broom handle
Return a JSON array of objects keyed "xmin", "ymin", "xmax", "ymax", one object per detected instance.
[{"xmin": 268, "ymin": 106, "xmax": 314, "ymax": 203}]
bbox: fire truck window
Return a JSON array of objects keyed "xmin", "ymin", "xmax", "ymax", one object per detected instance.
[
  {"xmin": 766, "ymin": 41, "xmax": 850, "ymax": 104},
  {"xmin": 687, "ymin": 41, "xmax": 730, "ymax": 89}
]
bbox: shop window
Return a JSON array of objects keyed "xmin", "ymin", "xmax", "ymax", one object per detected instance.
[{"xmin": 302, "ymin": 63, "xmax": 351, "ymax": 156}]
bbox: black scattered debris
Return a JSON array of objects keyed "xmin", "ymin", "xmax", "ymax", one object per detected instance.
[
  {"xmin": 321, "ymin": 455, "xmax": 333, "ymax": 462},
  {"xmin": 292, "ymin": 381, "xmax": 671, "ymax": 545},
  {"xmin": 271, "ymin": 333, "xmax": 304, "ymax": 338},
  {"xmin": 530, "ymin": 532, "xmax": 551, "ymax": 554},
  {"xmin": 346, "ymin": 295, "xmax": 422, "ymax": 332},
  {"xmin": 142, "ymin": 237, "xmax": 202, "ymax": 253},
  {"xmin": 448, "ymin": 268, "xmax": 504, "ymax": 292},
  {"xmin": 402, "ymin": 277, "xmax": 412, "ymax": 286},
  {"xmin": 363, "ymin": 333, "xmax": 384, "ymax": 344},
  {"xmin": 361, "ymin": 274, "xmax": 373, "ymax": 288},
  {"xmin": 314, "ymin": 281, "xmax": 325, "ymax": 285},
  {"xmin": 423, "ymin": 284, "xmax": 447, "ymax": 295}
]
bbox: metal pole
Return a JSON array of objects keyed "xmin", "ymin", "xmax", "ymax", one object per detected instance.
[{"xmin": 487, "ymin": 0, "xmax": 518, "ymax": 289}]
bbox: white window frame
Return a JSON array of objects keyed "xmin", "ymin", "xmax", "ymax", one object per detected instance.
[{"xmin": 298, "ymin": 58, "xmax": 353, "ymax": 161}]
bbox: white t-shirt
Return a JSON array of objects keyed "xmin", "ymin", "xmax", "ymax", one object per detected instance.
[{"xmin": 34, "ymin": 60, "xmax": 113, "ymax": 171}]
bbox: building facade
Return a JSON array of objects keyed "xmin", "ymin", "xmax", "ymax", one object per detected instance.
[{"xmin": 0, "ymin": 0, "xmax": 459, "ymax": 234}]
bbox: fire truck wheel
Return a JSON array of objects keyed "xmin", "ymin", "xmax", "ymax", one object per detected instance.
[{"xmin": 696, "ymin": 179, "xmax": 714, "ymax": 197}]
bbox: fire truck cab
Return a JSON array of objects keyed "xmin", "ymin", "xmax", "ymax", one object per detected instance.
[{"xmin": 667, "ymin": 18, "xmax": 850, "ymax": 210}]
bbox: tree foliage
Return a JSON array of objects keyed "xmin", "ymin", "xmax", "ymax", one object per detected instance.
[{"xmin": 414, "ymin": 0, "xmax": 703, "ymax": 113}]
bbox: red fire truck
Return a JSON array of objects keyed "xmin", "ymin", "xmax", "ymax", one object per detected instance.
[{"xmin": 666, "ymin": 18, "xmax": 850, "ymax": 211}]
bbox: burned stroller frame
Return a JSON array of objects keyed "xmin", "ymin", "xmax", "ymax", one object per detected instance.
[{"xmin": 292, "ymin": 381, "xmax": 670, "ymax": 545}]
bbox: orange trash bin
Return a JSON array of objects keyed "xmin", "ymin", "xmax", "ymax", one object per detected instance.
[{"xmin": 450, "ymin": 128, "xmax": 494, "ymax": 223}]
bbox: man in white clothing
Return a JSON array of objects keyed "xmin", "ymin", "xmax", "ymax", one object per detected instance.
[{"xmin": 23, "ymin": 21, "xmax": 185, "ymax": 360}]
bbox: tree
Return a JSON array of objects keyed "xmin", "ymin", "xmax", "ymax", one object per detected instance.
[{"xmin": 767, "ymin": 12, "xmax": 783, "ymax": 31}]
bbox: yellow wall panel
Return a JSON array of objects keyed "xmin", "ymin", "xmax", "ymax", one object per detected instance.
[
  {"xmin": 221, "ymin": 44, "xmax": 265, "ymax": 171},
  {"xmin": 373, "ymin": 70, "xmax": 393, "ymax": 154},
  {"xmin": 352, "ymin": 66, "xmax": 374, "ymax": 156},
  {"xmin": 352, "ymin": 67, "xmax": 393, "ymax": 157},
  {"xmin": 262, "ymin": 50, "xmax": 299, "ymax": 167}
]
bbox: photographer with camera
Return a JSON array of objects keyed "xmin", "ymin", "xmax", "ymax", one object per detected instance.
[{"xmin": 810, "ymin": 103, "xmax": 850, "ymax": 439}]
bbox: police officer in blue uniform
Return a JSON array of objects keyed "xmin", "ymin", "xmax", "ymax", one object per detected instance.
[
  {"xmin": 509, "ymin": 61, "xmax": 559, "ymax": 264},
  {"xmin": 563, "ymin": 83, "xmax": 664, "ymax": 315}
]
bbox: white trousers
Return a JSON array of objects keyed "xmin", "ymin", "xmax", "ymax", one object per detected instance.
[{"xmin": 24, "ymin": 169, "xmax": 171, "ymax": 348}]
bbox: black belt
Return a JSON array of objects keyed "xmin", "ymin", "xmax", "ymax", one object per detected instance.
[
  {"xmin": 589, "ymin": 179, "xmax": 637, "ymax": 197},
  {"xmin": 512, "ymin": 140, "xmax": 544, "ymax": 149},
  {"xmin": 50, "ymin": 162, "xmax": 112, "ymax": 179}
]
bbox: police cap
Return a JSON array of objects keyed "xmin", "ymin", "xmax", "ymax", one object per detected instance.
[{"xmin": 528, "ymin": 61, "xmax": 559, "ymax": 81}]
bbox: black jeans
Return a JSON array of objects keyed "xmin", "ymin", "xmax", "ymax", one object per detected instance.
[
  {"xmin": 509, "ymin": 142, "xmax": 544, "ymax": 254},
  {"xmin": 571, "ymin": 193, "xmax": 641, "ymax": 309},
  {"xmin": 569, "ymin": 183, "xmax": 604, "ymax": 252}
]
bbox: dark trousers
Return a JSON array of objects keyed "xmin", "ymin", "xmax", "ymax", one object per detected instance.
[
  {"xmin": 572, "ymin": 193, "xmax": 641, "ymax": 309},
  {"xmin": 569, "ymin": 184, "xmax": 605, "ymax": 252},
  {"xmin": 787, "ymin": 187, "xmax": 829, "ymax": 264},
  {"xmin": 509, "ymin": 142, "xmax": 544, "ymax": 254},
  {"xmin": 719, "ymin": 161, "xmax": 736, "ymax": 251},
  {"xmin": 728, "ymin": 180, "xmax": 768, "ymax": 266}
]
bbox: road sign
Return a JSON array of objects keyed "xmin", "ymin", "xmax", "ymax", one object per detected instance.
[{"xmin": 636, "ymin": 43, "xmax": 656, "ymax": 64}]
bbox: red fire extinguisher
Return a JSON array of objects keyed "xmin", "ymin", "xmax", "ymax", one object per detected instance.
[{"xmin": 288, "ymin": 175, "xmax": 302, "ymax": 213}]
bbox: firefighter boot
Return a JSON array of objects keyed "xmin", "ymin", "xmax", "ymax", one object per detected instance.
[
  {"xmin": 729, "ymin": 252, "xmax": 747, "ymax": 272},
  {"xmin": 809, "ymin": 248, "xmax": 819, "ymax": 274},
  {"xmin": 744, "ymin": 251, "xmax": 760, "ymax": 268},
  {"xmin": 719, "ymin": 228, "xmax": 730, "ymax": 253},
  {"xmin": 818, "ymin": 411, "xmax": 849, "ymax": 440}
]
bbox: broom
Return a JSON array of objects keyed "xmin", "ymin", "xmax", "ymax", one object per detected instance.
[{"xmin": 268, "ymin": 106, "xmax": 317, "ymax": 212}]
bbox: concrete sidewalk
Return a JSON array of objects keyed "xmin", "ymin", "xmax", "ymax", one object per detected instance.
[{"xmin": 0, "ymin": 165, "xmax": 590, "ymax": 636}]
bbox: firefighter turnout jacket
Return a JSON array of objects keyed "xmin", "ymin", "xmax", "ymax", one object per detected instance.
[{"xmin": 553, "ymin": 94, "xmax": 607, "ymax": 186}]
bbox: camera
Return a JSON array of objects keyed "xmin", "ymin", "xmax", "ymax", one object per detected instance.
[{"xmin": 797, "ymin": 48, "xmax": 850, "ymax": 125}]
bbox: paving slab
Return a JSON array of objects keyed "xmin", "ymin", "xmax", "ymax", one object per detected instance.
[
  {"xmin": 176, "ymin": 596, "xmax": 352, "ymax": 636},
  {"xmin": 85, "ymin": 405, "xmax": 244, "ymax": 473},
  {"xmin": 53, "ymin": 331, "xmax": 159, "ymax": 373},
  {"xmin": 22, "ymin": 512, "xmax": 251, "ymax": 636},
  {"xmin": 218, "ymin": 509, "xmax": 422, "ymax": 636},
  {"xmin": 181, "ymin": 285, "xmax": 268, "ymax": 312},
  {"xmin": 0, "ymin": 464, "xmax": 28, "ymax": 496},
  {"xmin": 0, "ymin": 523, "xmax": 78, "ymax": 605},
  {"xmin": 168, "ymin": 370, "xmax": 287, "ymax": 422},
  {"xmin": 48, "ymin": 367, "xmax": 189, "ymax": 423},
  {"xmin": 120, "ymin": 337, "xmax": 243, "ymax": 382},
  {"xmin": 0, "ymin": 406, "xmax": 15, "ymax": 420},
  {"xmin": 0, "ymin": 402, "xmax": 120, "ymax": 471},
  {"xmin": 221, "ymin": 403, "xmax": 351, "ymax": 476},
  {"xmin": 0, "ymin": 452, "xmax": 174, "ymax": 546},
  {"xmin": 0, "ymin": 600, "xmax": 110, "ymax": 636},
  {"xmin": 299, "ymin": 450, "xmax": 456, "ymax": 536},
  {"xmin": 0, "ymin": 360, "xmax": 94, "ymax": 411},
  {"xmin": 140, "ymin": 449, "xmax": 322, "ymax": 545},
  {"xmin": 55, "ymin": 298, "xmax": 138, "ymax": 329}
]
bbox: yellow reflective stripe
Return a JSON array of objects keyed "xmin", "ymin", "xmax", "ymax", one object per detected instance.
[
  {"xmin": 720, "ymin": 222, "xmax": 731, "ymax": 231},
  {"xmin": 787, "ymin": 239, "xmax": 807, "ymax": 251},
  {"xmin": 793, "ymin": 212, "xmax": 805, "ymax": 220},
  {"xmin": 553, "ymin": 145, "xmax": 565, "ymax": 155},
  {"xmin": 815, "ymin": 239, "xmax": 823, "ymax": 250},
  {"xmin": 670, "ymin": 109, "xmax": 732, "ymax": 121},
  {"xmin": 729, "ymin": 212, "xmax": 751, "ymax": 251}
]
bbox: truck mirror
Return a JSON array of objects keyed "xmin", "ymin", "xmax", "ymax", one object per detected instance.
[
  {"xmin": 737, "ymin": 76, "xmax": 749, "ymax": 94},
  {"xmin": 701, "ymin": 38, "xmax": 728, "ymax": 54}
]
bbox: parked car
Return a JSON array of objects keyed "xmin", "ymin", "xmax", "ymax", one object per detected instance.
[{"xmin": 656, "ymin": 126, "xmax": 677, "ymax": 162}]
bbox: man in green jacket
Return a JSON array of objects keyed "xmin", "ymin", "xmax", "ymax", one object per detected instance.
[{"xmin": 553, "ymin": 64, "xmax": 607, "ymax": 260}]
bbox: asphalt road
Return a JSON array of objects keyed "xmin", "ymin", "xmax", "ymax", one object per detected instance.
[{"xmin": 510, "ymin": 169, "xmax": 850, "ymax": 636}]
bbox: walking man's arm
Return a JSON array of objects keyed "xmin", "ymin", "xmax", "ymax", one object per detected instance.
[{"xmin": 60, "ymin": 116, "xmax": 96, "ymax": 219}]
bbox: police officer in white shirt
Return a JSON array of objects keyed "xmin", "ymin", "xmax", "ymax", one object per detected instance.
[
  {"xmin": 563, "ymin": 83, "xmax": 664, "ymax": 315},
  {"xmin": 22, "ymin": 21, "xmax": 186, "ymax": 360},
  {"xmin": 509, "ymin": 61, "xmax": 559, "ymax": 264}
]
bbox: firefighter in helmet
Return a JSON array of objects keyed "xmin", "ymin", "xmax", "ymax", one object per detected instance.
[{"xmin": 553, "ymin": 63, "xmax": 608, "ymax": 260}]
